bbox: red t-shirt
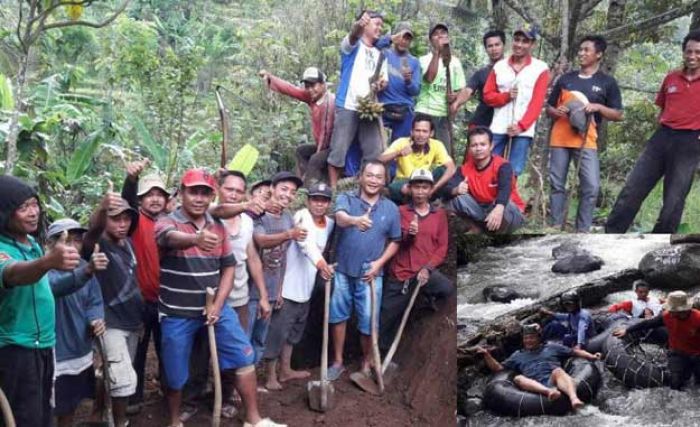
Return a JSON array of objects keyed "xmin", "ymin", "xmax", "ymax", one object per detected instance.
[
  {"xmin": 662, "ymin": 309, "xmax": 700, "ymax": 356},
  {"xmin": 460, "ymin": 155, "xmax": 525, "ymax": 212},
  {"xmin": 132, "ymin": 212, "xmax": 160, "ymax": 303},
  {"xmin": 389, "ymin": 204, "xmax": 449, "ymax": 281},
  {"xmin": 655, "ymin": 70, "xmax": 700, "ymax": 130}
]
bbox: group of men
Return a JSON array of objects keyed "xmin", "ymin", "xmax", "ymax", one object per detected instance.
[
  {"xmin": 477, "ymin": 284, "xmax": 700, "ymax": 411},
  {"xmin": 0, "ymin": 146, "xmax": 454, "ymax": 426},
  {"xmin": 264, "ymin": 8, "xmax": 700, "ymax": 234}
]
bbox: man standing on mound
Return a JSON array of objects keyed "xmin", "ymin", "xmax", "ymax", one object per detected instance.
[{"xmin": 477, "ymin": 324, "xmax": 601, "ymax": 409}]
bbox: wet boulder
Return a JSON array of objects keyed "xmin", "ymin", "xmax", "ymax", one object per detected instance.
[
  {"xmin": 670, "ymin": 234, "xmax": 700, "ymax": 245},
  {"xmin": 552, "ymin": 241, "xmax": 587, "ymax": 260},
  {"xmin": 483, "ymin": 285, "xmax": 523, "ymax": 303},
  {"xmin": 639, "ymin": 244, "xmax": 700, "ymax": 290},
  {"xmin": 552, "ymin": 253, "xmax": 604, "ymax": 274}
]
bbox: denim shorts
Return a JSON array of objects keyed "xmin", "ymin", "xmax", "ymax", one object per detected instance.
[
  {"xmin": 160, "ymin": 304, "xmax": 254, "ymax": 390},
  {"xmin": 329, "ymin": 271, "xmax": 383, "ymax": 335}
]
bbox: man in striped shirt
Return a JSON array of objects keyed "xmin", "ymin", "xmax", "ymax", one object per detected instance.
[{"xmin": 156, "ymin": 169, "xmax": 283, "ymax": 427}]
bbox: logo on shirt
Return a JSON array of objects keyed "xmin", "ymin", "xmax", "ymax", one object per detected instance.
[
  {"xmin": 592, "ymin": 85, "xmax": 602, "ymax": 93},
  {"xmin": 0, "ymin": 252, "xmax": 9, "ymax": 262},
  {"xmin": 668, "ymin": 85, "xmax": 678, "ymax": 94}
]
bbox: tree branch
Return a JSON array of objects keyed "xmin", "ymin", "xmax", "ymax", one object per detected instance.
[
  {"xmin": 601, "ymin": 0, "xmax": 700, "ymax": 41},
  {"xmin": 41, "ymin": 0, "xmax": 129, "ymax": 31},
  {"xmin": 501, "ymin": 0, "xmax": 560, "ymax": 48},
  {"xmin": 29, "ymin": 0, "xmax": 96, "ymax": 27},
  {"xmin": 580, "ymin": 0, "xmax": 604, "ymax": 20}
]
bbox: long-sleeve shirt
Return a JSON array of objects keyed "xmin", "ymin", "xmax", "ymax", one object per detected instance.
[
  {"xmin": 627, "ymin": 310, "xmax": 700, "ymax": 356},
  {"xmin": 267, "ymin": 75, "xmax": 336, "ymax": 150},
  {"xmin": 122, "ymin": 178, "xmax": 162, "ymax": 303},
  {"xmin": 553, "ymin": 309, "xmax": 594, "ymax": 346},
  {"xmin": 49, "ymin": 261, "xmax": 104, "ymax": 366},
  {"xmin": 378, "ymin": 47, "xmax": 421, "ymax": 107},
  {"xmin": 280, "ymin": 209, "xmax": 334, "ymax": 303},
  {"xmin": 389, "ymin": 204, "xmax": 448, "ymax": 281}
]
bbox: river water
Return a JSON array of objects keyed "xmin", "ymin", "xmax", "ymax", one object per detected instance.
[{"xmin": 460, "ymin": 234, "xmax": 700, "ymax": 427}]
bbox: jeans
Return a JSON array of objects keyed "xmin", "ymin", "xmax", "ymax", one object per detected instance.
[
  {"xmin": 492, "ymin": 134, "xmax": 532, "ymax": 176},
  {"xmin": 382, "ymin": 107, "xmax": 414, "ymax": 141},
  {"xmin": 247, "ymin": 298, "xmax": 273, "ymax": 365},
  {"xmin": 295, "ymin": 144, "xmax": 330, "ymax": 186},
  {"xmin": 606, "ymin": 127, "xmax": 700, "ymax": 233},
  {"xmin": 450, "ymin": 194, "xmax": 525, "ymax": 233},
  {"xmin": 548, "ymin": 147, "xmax": 600, "ymax": 232},
  {"xmin": 132, "ymin": 301, "xmax": 164, "ymax": 403},
  {"xmin": 667, "ymin": 350, "xmax": 700, "ymax": 390},
  {"xmin": 388, "ymin": 166, "xmax": 447, "ymax": 204},
  {"xmin": 379, "ymin": 272, "xmax": 454, "ymax": 351}
]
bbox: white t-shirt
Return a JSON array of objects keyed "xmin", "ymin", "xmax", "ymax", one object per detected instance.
[
  {"xmin": 281, "ymin": 209, "xmax": 334, "ymax": 303},
  {"xmin": 340, "ymin": 36, "xmax": 388, "ymax": 111},
  {"xmin": 225, "ymin": 214, "xmax": 254, "ymax": 307}
]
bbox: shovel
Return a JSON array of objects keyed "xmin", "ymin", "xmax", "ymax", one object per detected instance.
[
  {"xmin": 381, "ymin": 279, "xmax": 422, "ymax": 384},
  {"xmin": 350, "ymin": 278, "xmax": 384, "ymax": 395},
  {"xmin": 0, "ymin": 386, "xmax": 16, "ymax": 427},
  {"xmin": 206, "ymin": 287, "xmax": 223, "ymax": 427},
  {"xmin": 307, "ymin": 278, "xmax": 335, "ymax": 412}
]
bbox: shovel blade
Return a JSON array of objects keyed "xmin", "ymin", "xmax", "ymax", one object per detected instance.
[
  {"xmin": 350, "ymin": 371, "xmax": 382, "ymax": 396},
  {"xmin": 307, "ymin": 380, "xmax": 335, "ymax": 412},
  {"xmin": 383, "ymin": 361, "xmax": 399, "ymax": 385}
]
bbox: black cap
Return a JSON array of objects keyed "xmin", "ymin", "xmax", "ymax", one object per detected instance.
[
  {"xmin": 0, "ymin": 175, "xmax": 38, "ymax": 233},
  {"xmin": 429, "ymin": 22, "xmax": 449, "ymax": 38},
  {"xmin": 271, "ymin": 171, "xmax": 303, "ymax": 188},
  {"xmin": 250, "ymin": 179, "xmax": 272, "ymax": 194},
  {"xmin": 307, "ymin": 182, "xmax": 333, "ymax": 199}
]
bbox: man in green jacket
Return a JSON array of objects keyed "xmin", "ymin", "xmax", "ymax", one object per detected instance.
[{"xmin": 0, "ymin": 175, "xmax": 81, "ymax": 426}]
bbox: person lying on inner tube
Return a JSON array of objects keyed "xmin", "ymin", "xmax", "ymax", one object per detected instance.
[
  {"xmin": 476, "ymin": 324, "xmax": 601, "ymax": 410},
  {"xmin": 613, "ymin": 291, "xmax": 700, "ymax": 391},
  {"xmin": 607, "ymin": 279, "xmax": 663, "ymax": 319},
  {"xmin": 540, "ymin": 290, "xmax": 594, "ymax": 349}
]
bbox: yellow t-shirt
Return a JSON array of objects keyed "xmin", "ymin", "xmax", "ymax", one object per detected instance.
[{"xmin": 384, "ymin": 137, "xmax": 451, "ymax": 179}]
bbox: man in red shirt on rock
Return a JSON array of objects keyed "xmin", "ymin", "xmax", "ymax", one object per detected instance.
[
  {"xmin": 379, "ymin": 168, "xmax": 453, "ymax": 352},
  {"xmin": 606, "ymin": 31, "xmax": 700, "ymax": 233},
  {"xmin": 446, "ymin": 126, "xmax": 525, "ymax": 234},
  {"xmin": 614, "ymin": 291, "xmax": 700, "ymax": 390},
  {"xmin": 260, "ymin": 67, "xmax": 334, "ymax": 186}
]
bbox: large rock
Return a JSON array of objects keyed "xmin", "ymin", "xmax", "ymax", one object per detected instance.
[
  {"xmin": 670, "ymin": 234, "xmax": 700, "ymax": 245},
  {"xmin": 482, "ymin": 285, "xmax": 523, "ymax": 303},
  {"xmin": 552, "ymin": 241, "xmax": 586, "ymax": 260},
  {"xmin": 639, "ymin": 244, "xmax": 700, "ymax": 290},
  {"xmin": 552, "ymin": 253, "xmax": 604, "ymax": 274}
]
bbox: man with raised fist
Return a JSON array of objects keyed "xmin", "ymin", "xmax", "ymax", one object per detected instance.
[
  {"xmin": 83, "ymin": 182, "xmax": 143, "ymax": 427},
  {"xmin": 0, "ymin": 175, "xmax": 80, "ymax": 427}
]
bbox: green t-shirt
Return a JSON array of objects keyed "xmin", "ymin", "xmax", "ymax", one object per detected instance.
[
  {"xmin": 415, "ymin": 53, "xmax": 466, "ymax": 117},
  {"xmin": 0, "ymin": 233, "xmax": 55, "ymax": 349}
]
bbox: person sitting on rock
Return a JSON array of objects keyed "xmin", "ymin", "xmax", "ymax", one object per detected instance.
[
  {"xmin": 477, "ymin": 323, "xmax": 601, "ymax": 410},
  {"xmin": 541, "ymin": 290, "xmax": 594, "ymax": 349},
  {"xmin": 613, "ymin": 290, "xmax": 700, "ymax": 390},
  {"xmin": 446, "ymin": 126, "xmax": 525, "ymax": 234},
  {"xmin": 378, "ymin": 115, "xmax": 456, "ymax": 204},
  {"xmin": 607, "ymin": 279, "xmax": 663, "ymax": 319}
]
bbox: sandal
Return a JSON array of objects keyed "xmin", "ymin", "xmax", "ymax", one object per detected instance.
[
  {"xmin": 221, "ymin": 402, "xmax": 238, "ymax": 419},
  {"xmin": 327, "ymin": 365, "xmax": 345, "ymax": 381},
  {"xmin": 179, "ymin": 404, "xmax": 198, "ymax": 423}
]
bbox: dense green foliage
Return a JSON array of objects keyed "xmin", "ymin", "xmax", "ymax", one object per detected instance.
[{"xmin": 0, "ymin": 0, "xmax": 696, "ymax": 231}]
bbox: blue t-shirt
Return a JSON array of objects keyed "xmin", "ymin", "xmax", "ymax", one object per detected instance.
[
  {"xmin": 334, "ymin": 192, "xmax": 401, "ymax": 278},
  {"xmin": 553, "ymin": 308, "xmax": 594, "ymax": 346},
  {"xmin": 502, "ymin": 343, "xmax": 573, "ymax": 385},
  {"xmin": 378, "ymin": 48, "xmax": 421, "ymax": 107}
]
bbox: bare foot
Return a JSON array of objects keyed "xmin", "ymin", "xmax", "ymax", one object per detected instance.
[
  {"xmin": 571, "ymin": 398, "xmax": 584, "ymax": 409},
  {"xmin": 265, "ymin": 379, "xmax": 283, "ymax": 391},
  {"xmin": 547, "ymin": 388, "xmax": 561, "ymax": 401},
  {"xmin": 279, "ymin": 369, "xmax": 311, "ymax": 382}
]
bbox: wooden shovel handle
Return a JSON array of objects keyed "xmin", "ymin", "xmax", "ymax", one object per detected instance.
[
  {"xmin": 206, "ymin": 287, "xmax": 222, "ymax": 427},
  {"xmin": 369, "ymin": 279, "xmax": 384, "ymax": 393},
  {"xmin": 382, "ymin": 279, "xmax": 421, "ymax": 373}
]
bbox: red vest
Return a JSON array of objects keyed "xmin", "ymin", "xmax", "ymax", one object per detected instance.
[
  {"xmin": 662, "ymin": 309, "xmax": 700, "ymax": 356},
  {"xmin": 460, "ymin": 155, "xmax": 525, "ymax": 212}
]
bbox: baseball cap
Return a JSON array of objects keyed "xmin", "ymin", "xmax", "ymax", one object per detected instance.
[
  {"xmin": 47, "ymin": 218, "xmax": 87, "ymax": 239},
  {"xmin": 429, "ymin": 22, "xmax": 449, "ymax": 38},
  {"xmin": 250, "ymin": 179, "xmax": 272, "ymax": 194},
  {"xmin": 521, "ymin": 323, "xmax": 542, "ymax": 336},
  {"xmin": 307, "ymin": 182, "xmax": 333, "ymax": 199},
  {"xmin": 137, "ymin": 173, "xmax": 169, "ymax": 197},
  {"xmin": 409, "ymin": 168, "xmax": 434, "ymax": 184},
  {"xmin": 357, "ymin": 9, "xmax": 384, "ymax": 21},
  {"xmin": 181, "ymin": 168, "xmax": 217, "ymax": 191},
  {"xmin": 300, "ymin": 67, "xmax": 326, "ymax": 84},
  {"xmin": 393, "ymin": 21, "xmax": 414, "ymax": 37},
  {"xmin": 107, "ymin": 198, "xmax": 138, "ymax": 218},
  {"xmin": 271, "ymin": 171, "xmax": 303, "ymax": 188},
  {"xmin": 513, "ymin": 23, "xmax": 539, "ymax": 41}
]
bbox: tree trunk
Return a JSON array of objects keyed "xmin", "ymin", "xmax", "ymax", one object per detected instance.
[
  {"xmin": 491, "ymin": 0, "xmax": 508, "ymax": 30},
  {"xmin": 691, "ymin": 4, "xmax": 700, "ymax": 31},
  {"xmin": 3, "ymin": 51, "xmax": 30, "ymax": 175}
]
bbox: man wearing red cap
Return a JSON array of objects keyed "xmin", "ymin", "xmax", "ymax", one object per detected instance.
[{"xmin": 156, "ymin": 169, "xmax": 284, "ymax": 427}]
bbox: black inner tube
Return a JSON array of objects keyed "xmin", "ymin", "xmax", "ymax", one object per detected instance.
[
  {"xmin": 603, "ymin": 331, "xmax": 669, "ymax": 388},
  {"xmin": 483, "ymin": 357, "xmax": 602, "ymax": 417}
]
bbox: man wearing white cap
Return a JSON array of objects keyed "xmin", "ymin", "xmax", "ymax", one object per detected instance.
[
  {"xmin": 121, "ymin": 160, "xmax": 170, "ymax": 411},
  {"xmin": 260, "ymin": 66, "xmax": 335, "ymax": 186},
  {"xmin": 614, "ymin": 290, "xmax": 700, "ymax": 390}
]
